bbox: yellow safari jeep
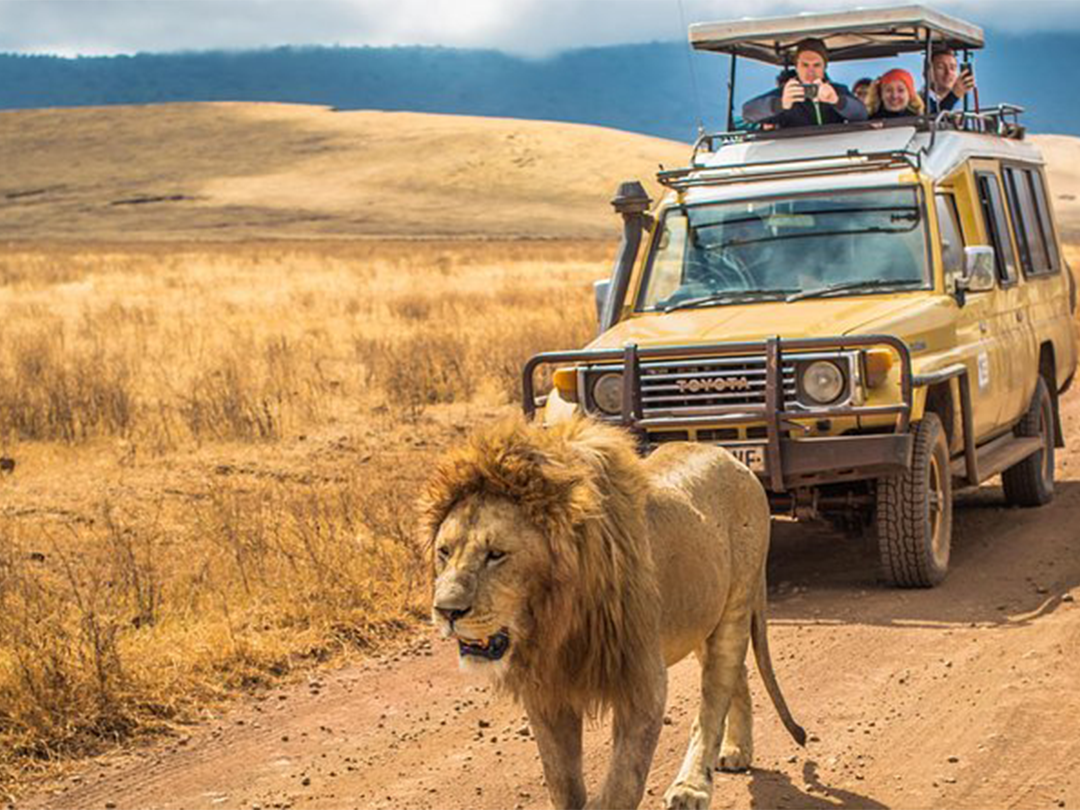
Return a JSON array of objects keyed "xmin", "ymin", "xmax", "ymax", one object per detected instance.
[{"xmin": 523, "ymin": 6, "xmax": 1078, "ymax": 587}]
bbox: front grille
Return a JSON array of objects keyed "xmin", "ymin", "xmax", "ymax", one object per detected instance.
[
  {"xmin": 649, "ymin": 430, "xmax": 691, "ymax": 444},
  {"xmin": 637, "ymin": 355, "xmax": 797, "ymax": 419},
  {"xmin": 696, "ymin": 428, "xmax": 740, "ymax": 442}
]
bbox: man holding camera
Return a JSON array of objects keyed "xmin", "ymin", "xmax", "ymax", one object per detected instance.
[
  {"xmin": 742, "ymin": 38, "xmax": 867, "ymax": 128},
  {"xmin": 926, "ymin": 47, "xmax": 976, "ymax": 113}
]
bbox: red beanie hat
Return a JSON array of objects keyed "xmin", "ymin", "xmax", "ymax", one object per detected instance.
[{"xmin": 879, "ymin": 68, "xmax": 916, "ymax": 99}]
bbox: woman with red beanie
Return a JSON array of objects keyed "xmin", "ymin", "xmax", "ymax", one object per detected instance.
[{"xmin": 866, "ymin": 68, "xmax": 925, "ymax": 119}]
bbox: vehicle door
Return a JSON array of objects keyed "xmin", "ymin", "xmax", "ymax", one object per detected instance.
[
  {"xmin": 1003, "ymin": 163, "xmax": 1077, "ymax": 393},
  {"xmin": 973, "ymin": 166, "xmax": 1030, "ymax": 428},
  {"xmin": 939, "ymin": 188, "xmax": 1006, "ymax": 441}
]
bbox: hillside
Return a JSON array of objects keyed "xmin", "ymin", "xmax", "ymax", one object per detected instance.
[
  {"xmin": 0, "ymin": 103, "xmax": 687, "ymax": 241},
  {"xmin": 5, "ymin": 33, "xmax": 1080, "ymax": 139},
  {"xmin": 2, "ymin": 103, "xmax": 1079, "ymax": 242}
]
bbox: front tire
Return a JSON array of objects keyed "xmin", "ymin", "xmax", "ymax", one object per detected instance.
[
  {"xmin": 876, "ymin": 413, "xmax": 953, "ymax": 588},
  {"xmin": 1002, "ymin": 376, "xmax": 1055, "ymax": 507}
]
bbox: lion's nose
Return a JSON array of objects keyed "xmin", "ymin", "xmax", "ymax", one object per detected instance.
[{"xmin": 435, "ymin": 605, "xmax": 471, "ymax": 623}]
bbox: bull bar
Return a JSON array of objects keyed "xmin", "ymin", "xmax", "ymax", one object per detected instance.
[{"xmin": 522, "ymin": 335, "xmax": 915, "ymax": 492}]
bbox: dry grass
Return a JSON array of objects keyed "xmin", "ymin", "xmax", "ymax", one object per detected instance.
[
  {"xmin": 0, "ymin": 239, "xmax": 608, "ymax": 796},
  {"xmin": 0, "ymin": 240, "xmax": 605, "ymax": 447}
]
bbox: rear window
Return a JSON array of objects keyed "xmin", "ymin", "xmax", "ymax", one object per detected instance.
[
  {"xmin": 1026, "ymin": 168, "xmax": 1061, "ymax": 275},
  {"xmin": 1004, "ymin": 165, "xmax": 1054, "ymax": 276}
]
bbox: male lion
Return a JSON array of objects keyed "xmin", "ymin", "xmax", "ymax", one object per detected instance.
[{"xmin": 421, "ymin": 417, "xmax": 805, "ymax": 810}]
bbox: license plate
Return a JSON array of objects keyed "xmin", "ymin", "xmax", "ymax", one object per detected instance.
[{"xmin": 722, "ymin": 444, "xmax": 766, "ymax": 472}]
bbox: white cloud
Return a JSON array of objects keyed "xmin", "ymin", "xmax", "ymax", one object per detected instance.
[{"xmin": 0, "ymin": 0, "xmax": 1078, "ymax": 56}]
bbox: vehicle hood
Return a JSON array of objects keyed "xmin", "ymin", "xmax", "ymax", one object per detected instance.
[{"xmin": 588, "ymin": 294, "xmax": 934, "ymax": 349}]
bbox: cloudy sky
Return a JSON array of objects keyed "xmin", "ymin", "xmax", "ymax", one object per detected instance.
[{"xmin": 2, "ymin": 0, "xmax": 1079, "ymax": 56}]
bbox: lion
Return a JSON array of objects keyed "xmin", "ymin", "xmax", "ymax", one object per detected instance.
[{"xmin": 420, "ymin": 417, "xmax": 805, "ymax": 810}]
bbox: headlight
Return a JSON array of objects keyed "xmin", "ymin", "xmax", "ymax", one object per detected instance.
[
  {"xmin": 591, "ymin": 372, "xmax": 624, "ymax": 415},
  {"xmin": 800, "ymin": 360, "xmax": 846, "ymax": 405}
]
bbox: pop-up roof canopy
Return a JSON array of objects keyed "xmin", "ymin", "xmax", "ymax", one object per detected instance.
[{"xmin": 690, "ymin": 4, "xmax": 984, "ymax": 64}]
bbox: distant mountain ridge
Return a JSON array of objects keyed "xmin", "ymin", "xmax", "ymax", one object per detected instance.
[{"xmin": 1, "ymin": 32, "xmax": 1077, "ymax": 140}]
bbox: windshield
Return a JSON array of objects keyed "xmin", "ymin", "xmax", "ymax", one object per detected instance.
[{"xmin": 637, "ymin": 187, "xmax": 930, "ymax": 312}]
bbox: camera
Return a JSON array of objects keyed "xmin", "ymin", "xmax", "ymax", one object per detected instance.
[{"xmin": 802, "ymin": 83, "xmax": 819, "ymax": 100}]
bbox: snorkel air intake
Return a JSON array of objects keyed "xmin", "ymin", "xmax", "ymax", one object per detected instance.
[{"xmin": 597, "ymin": 181, "xmax": 652, "ymax": 333}]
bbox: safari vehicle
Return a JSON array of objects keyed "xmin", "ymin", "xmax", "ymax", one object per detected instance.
[{"xmin": 522, "ymin": 5, "xmax": 1078, "ymax": 587}]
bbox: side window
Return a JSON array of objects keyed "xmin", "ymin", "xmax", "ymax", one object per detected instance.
[
  {"xmin": 976, "ymin": 172, "xmax": 1018, "ymax": 285},
  {"xmin": 935, "ymin": 193, "xmax": 965, "ymax": 287},
  {"xmin": 1027, "ymin": 169, "xmax": 1061, "ymax": 274},
  {"xmin": 1004, "ymin": 166, "xmax": 1053, "ymax": 275},
  {"xmin": 1002, "ymin": 168, "xmax": 1033, "ymax": 274}
]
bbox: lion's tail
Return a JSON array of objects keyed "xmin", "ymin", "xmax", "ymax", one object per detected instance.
[{"xmin": 750, "ymin": 579, "xmax": 807, "ymax": 747}]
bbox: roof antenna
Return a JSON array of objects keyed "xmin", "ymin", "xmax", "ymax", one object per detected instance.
[{"xmin": 675, "ymin": 0, "xmax": 706, "ymax": 140}]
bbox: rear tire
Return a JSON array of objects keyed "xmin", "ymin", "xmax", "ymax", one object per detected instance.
[
  {"xmin": 1002, "ymin": 377, "xmax": 1055, "ymax": 507},
  {"xmin": 876, "ymin": 413, "xmax": 953, "ymax": 588}
]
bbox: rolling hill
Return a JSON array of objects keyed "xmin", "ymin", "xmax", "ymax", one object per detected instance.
[
  {"xmin": 1, "ymin": 102, "xmax": 1079, "ymax": 241},
  {"xmin": 0, "ymin": 103, "xmax": 687, "ymax": 241}
]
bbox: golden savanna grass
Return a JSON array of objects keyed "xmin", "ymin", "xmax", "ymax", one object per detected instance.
[{"xmin": 0, "ymin": 238, "xmax": 610, "ymax": 795}]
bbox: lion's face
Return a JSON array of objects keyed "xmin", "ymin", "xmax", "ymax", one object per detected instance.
[{"xmin": 431, "ymin": 495, "xmax": 549, "ymax": 675}]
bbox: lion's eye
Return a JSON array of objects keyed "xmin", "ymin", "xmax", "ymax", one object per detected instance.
[
  {"xmin": 486, "ymin": 549, "xmax": 507, "ymax": 565},
  {"xmin": 437, "ymin": 546, "xmax": 451, "ymax": 562}
]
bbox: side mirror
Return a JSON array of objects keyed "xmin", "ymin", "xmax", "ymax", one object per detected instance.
[
  {"xmin": 957, "ymin": 246, "xmax": 996, "ymax": 293},
  {"xmin": 594, "ymin": 279, "xmax": 611, "ymax": 329}
]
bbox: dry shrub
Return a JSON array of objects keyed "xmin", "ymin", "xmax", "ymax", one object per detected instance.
[
  {"xmin": 363, "ymin": 283, "xmax": 596, "ymax": 418},
  {"xmin": 0, "ymin": 473, "xmax": 426, "ymax": 788},
  {"xmin": 0, "ymin": 239, "xmax": 609, "ymax": 446},
  {"xmin": 0, "ymin": 329, "xmax": 135, "ymax": 442}
]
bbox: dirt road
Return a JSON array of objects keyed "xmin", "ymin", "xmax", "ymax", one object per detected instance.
[{"xmin": 22, "ymin": 389, "xmax": 1080, "ymax": 810}]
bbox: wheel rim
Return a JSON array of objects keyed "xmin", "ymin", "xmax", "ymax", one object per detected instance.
[{"xmin": 928, "ymin": 452, "xmax": 948, "ymax": 568}]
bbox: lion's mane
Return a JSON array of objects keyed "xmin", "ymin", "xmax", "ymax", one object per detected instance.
[{"xmin": 419, "ymin": 417, "xmax": 660, "ymax": 716}]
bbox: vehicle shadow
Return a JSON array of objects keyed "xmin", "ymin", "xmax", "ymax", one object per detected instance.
[
  {"xmin": 740, "ymin": 761, "xmax": 889, "ymax": 809},
  {"xmin": 764, "ymin": 479, "xmax": 1080, "ymax": 628}
]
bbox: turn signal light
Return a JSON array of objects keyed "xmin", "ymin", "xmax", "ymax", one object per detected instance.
[
  {"xmin": 552, "ymin": 367, "xmax": 579, "ymax": 403},
  {"xmin": 865, "ymin": 349, "xmax": 895, "ymax": 389}
]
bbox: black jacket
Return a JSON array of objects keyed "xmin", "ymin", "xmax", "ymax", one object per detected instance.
[
  {"xmin": 871, "ymin": 107, "xmax": 916, "ymax": 120},
  {"xmin": 742, "ymin": 81, "xmax": 868, "ymax": 128}
]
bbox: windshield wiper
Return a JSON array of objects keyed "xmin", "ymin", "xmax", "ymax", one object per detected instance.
[
  {"xmin": 663, "ymin": 288, "xmax": 796, "ymax": 314},
  {"xmin": 786, "ymin": 278, "xmax": 923, "ymax": 303}
]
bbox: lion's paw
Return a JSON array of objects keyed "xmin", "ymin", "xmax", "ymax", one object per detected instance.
[
  {"xmin": 663, "ymin": 780, "xmax": 712, "ymax": 810},
  {"xmin": 718, "ymin": 745, "xmax": 752, "ymax": 772}
]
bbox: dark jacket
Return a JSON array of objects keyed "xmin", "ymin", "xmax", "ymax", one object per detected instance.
[
  {"xmin": 742, "ymin": 81, "xmax": 868, "ymax": 128},
  {"xmin": 871, "ymin": 107, "xmax": 915, "ymax": 120},
  {"xmin": 927, "ymin": 90, "xmax": 960, "ymax": 114}
]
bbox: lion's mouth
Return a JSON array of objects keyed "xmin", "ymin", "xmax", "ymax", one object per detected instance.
[{"xmin": 457, "ymin": 629, "xmax": 511, "ymax": 661}]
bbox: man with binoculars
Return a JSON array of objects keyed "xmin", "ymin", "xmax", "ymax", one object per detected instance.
[{"xmin": 742, "ymin": 38, "xmax": 868, "ymax": 128}]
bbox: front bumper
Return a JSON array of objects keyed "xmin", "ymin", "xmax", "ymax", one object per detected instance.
[{"xmin": 523, "ymin": 335, "xmax": 915, "ymax": 492}]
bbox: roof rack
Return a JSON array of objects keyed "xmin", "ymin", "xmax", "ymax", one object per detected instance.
[
  {"xmin": 932, "ymin": 104, "xmax": 1026, "ymax": 139},
  {"xmin": 657, "ymin": 145, "xmax": 921, "ymax": 191},
  {"xmin": 655, "ymin": 104, "xmax": 1032, "ymax": 192},
  {"xmin": 687, "ymin": 104, "xmax": 1027, "ymax": 157}
]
